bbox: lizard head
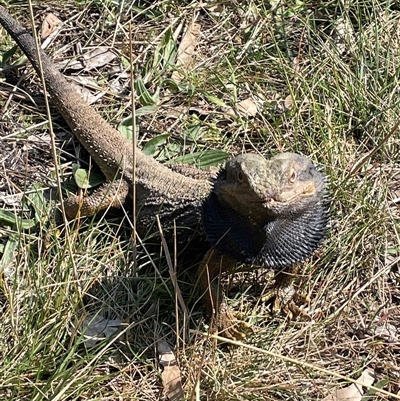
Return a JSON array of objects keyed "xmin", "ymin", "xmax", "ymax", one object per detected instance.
[
  {"xmin": 213, "ymin": 152, "xmax": 326, "ymax": 219},
  {"xmin": 203, "ymin": 152, "xmax": 330, "ymax": 267}
]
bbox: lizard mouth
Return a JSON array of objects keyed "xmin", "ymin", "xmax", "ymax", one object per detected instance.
[{"xmin": 266, "ymin": 182, "xmax": 316, "ymax": 206}]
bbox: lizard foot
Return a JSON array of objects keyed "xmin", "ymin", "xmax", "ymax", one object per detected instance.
[
  {"xmin": 262, "ymin": 285, "xmax": 311, "ymax": 319},
  {"xmin": 211, "ymin": 302, "xmax": 253, "ymax": 340}
]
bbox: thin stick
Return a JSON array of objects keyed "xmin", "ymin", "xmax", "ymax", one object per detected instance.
[{"xmin": 129, "ymin": 20, "xmax": 137, "ymax": 271}]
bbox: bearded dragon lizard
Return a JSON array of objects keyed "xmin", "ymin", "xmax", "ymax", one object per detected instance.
[{"xmin": 0, "ymin": 7, "xmax": 329, "ymax": 338}]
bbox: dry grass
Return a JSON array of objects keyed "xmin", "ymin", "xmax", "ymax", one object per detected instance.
[{"xmin": 0, "ymin": 0, "xmax": 399, "ymax": 400}]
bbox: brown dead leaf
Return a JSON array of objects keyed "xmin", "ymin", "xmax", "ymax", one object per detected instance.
[
  {"xmin": 157, "ymin": 340, "xmax": 184, "ymax": 401},
  {"xmin": 41, "ymin": 13, "xmax": 62, "ymax": 39},
  {"xmin": 57, "ymin": 47, "xmax": 116, "ymax": 71},
  {"xmin": 171, "ymin": 21, "xmax": 201, "ymax": 82},
  {"xmin": 225, "ymin": 97, "xmax": 258, "ymax": 117},
  {"xmin": 323, "ymin": 369, "xmax": 375, "ymax": 401}
]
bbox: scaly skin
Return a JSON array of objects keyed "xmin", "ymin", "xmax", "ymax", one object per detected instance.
[{"xmin": 0, "ymin": 8, "xmax": 330, "ymax": 339}]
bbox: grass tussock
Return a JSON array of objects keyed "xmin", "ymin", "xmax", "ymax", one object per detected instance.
[{"xmin": 0, "ymin": 0, "xmax": 399, "ymax": 399}]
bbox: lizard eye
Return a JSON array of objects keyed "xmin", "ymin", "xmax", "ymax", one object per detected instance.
[
  {"xmin": 219, "ymin": 169, "xmax": 227, "ymax": 180},
  {"xmin": 237, "ymin": 171, "xmax": 244, "ymax": 183},
  {"xmin": 289, "ymin": 168, "xmax": 296, "ymax": 183}
]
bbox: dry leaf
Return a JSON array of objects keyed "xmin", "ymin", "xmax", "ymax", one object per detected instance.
[
  {"xmin": 171, "ymin": 22, "xmax": 201, "ymax": 82},
  {"xmin": 57, "ymin": 47, "xmax": 116, "ymax": 71},
  {"xmin": 157, "ymin": 340, "xmax": 184, "ymax": 401},
  {"xmin": 207, "ymin": 4, "xmax": 224, "ymax": 15},
  {"xmin": 323, "ymin": 369, "xmax": 375, "ymax": 401},
  {"xmin": 226, "ymin": 97, "xmax": 258, "ymax": 117},
  {"xmin": 0, "ymin": 193, "xmax": 23, "ymax": 206},
  {"xmin": 69, "ymin": 76, "xmax": 103, "ymax": 105},
  {"xmin": 284, "ymin": 94, "xmax": 294, "ymax": 110},
  {"xmin": 73, "ymin": 85, "xmax": 98, "ymax": 105},
  {"xmin": 41, "ymin": 13, "xmax": 62, "ymax": 39},
  {"xmin": 78, "ymin": 314, "xmax": 122, "ymax": 348},
  {"xmin": 374, "ymin": 322, "xmax": 398, "ymax": 343}
]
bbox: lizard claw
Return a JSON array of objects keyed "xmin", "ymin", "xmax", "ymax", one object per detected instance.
[
  {"xmin": 211, "ymin": 302, "xmax": 253, "ymax": 340},
  {"xmin": 262, "ymin": 285, "xmax": 310, "ymax": 319}
]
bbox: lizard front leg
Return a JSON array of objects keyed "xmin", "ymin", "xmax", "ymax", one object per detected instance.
[
  {"xmin": 262, "ymin": 263, "xmax": 311, "ymax": 319},
  {"xmin": 64, "ymin": 180, "xmax": 130, "ymax": 219},
  {"xmin": 198, "ymin": 249, "xmax": 251, "ymax": 339}
]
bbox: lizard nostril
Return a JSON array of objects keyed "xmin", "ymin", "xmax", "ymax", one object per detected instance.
[{"xmin": 264, "ymin": 189, "xmax": 277, "ymax": 201}]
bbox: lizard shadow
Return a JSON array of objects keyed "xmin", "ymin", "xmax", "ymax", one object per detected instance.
[{"xmin": 77, "ymin": 213, "xmax": 213, "ymax": 351}]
